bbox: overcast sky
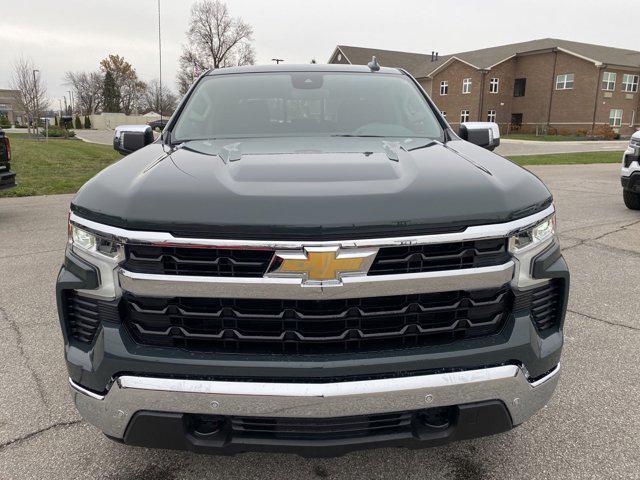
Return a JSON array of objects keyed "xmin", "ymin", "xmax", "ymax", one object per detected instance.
[{"xmin": 1, "ymin": 0, "xmax": 638, "ymax": 104}]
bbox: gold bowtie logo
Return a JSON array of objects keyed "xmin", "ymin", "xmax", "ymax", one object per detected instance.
[{"xmin": 267, "ymin": 247, "xmax": 378, "ymax": 284}]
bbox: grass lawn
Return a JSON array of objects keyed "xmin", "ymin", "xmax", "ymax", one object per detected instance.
[
  {"xmin": 0, "ymin": 134, "xmax": 120, "ymax": 197},
  {"xmin": 503, "ymin": 133, "xmax": 607, "ymax": 142},
  {"xmin": 507, "ymin": 150, "xmax": 623, "ymax": 165}
]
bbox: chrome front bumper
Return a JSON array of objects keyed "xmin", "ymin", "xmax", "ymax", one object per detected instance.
[{"xmin": 70, "ymin": 364, "xmax": 560, "ymax": 439}]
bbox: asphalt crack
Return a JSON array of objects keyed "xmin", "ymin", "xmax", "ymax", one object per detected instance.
[
  {"xmin": 0, "ymin": 307, "xmax": 50, "ymax": 408},
  {"xmin": 568, "ymin": 309, "xmax": 640, "ymax": 333},
  {"xmin": 560, "ymin": 218, "xmax": 640, "ymax": 252},
  {"xmin": 0, "ymin": 420, "xmax": 82, "ymax": 451}
]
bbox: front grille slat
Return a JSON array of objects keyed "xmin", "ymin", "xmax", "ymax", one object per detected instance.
[
  {"xmin": 228, "ymin": 411, "xmax": 417, "ymax": 440},
  {"xmin": 124, "ymin": 287, "xmax": 512, "ymax": 355},
  {"xmin": 65, "ymin": 292, "xmax": 120, "ymax": 344},
  {"xmin": 369, "ymin": 238, "xmax": 510, "ymax": 276},
  {"xmin": 66, "ymin": 293, "xmax": 101, "ymax": 343},
  {"xmin": 514, "ymin": 280, "xmax": 563, "ymax": 332},
  {"xmin": 124, "ymin": 245, "xmax": 275, "ymax": 278}
]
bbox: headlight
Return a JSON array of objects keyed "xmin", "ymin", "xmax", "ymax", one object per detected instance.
[
  {"xmin": 69, "ymin": 224, "xmax": 120, "ymax": 258},
  {"xmin": 630, "ymin": 137, "xmax": 640, "ymax": 148},
  {"xmin": 513, "ymin": 215, "xmax": 556, "ymax": 250}
]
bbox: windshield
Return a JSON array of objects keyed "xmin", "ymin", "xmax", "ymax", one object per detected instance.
[{"xmin": 172, "ymin": 72, "xmax": 444, "ymax": 141}]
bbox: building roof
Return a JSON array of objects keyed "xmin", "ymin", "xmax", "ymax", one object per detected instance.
[
  {"xmin": 334, "ymin": 38, "xmax": 640, "ymax": 78},
  {"xmin": 331, "ymin": 45, "xmax": 448, "ymax": 78}
]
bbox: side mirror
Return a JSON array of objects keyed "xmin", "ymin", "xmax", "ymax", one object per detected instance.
[
  {"xmin": 459, "ymin": 122, "xmax": 500, "ymax": 151},
  {"xmin": 113, "ymin": 125, "xmax": 154, "ymax": 155}
]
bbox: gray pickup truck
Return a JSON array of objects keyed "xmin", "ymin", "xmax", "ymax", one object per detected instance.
[
  {"xmin": 0, "ymin": 129, "xmax": 16, "ymax": 190},
  {"xmin": 58, "ymin": 62, "xmax": 569, "ymax": 456}
]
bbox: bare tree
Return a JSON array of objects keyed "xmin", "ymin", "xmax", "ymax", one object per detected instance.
[
  {"xmin": 10, "ymin": 56, "xmax": 48, "ymax": 133},
  {"xmin": 176, "ymin": 0, "xmax": 255, "ymax": 94},
  {"xmin": 64, "ymin": 71, "xmax": 103, "ymax": 115},
  {"xmin": 141, "ymin": 79, "xmax": 178, "ymax": 115}
]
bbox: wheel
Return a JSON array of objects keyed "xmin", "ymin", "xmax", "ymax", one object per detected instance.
[{"xmin": 623, "ymin": 189, "xmax": 640, "ymax": 210}]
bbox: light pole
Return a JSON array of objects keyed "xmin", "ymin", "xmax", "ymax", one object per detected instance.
[
  {"xmin": 68, "ymin": 90, "xmax": 74, "ymax": 117},
  {"xmin": 157, "ymin": 0, "xmax": 163, "ymax": 124},
  {"xmin": 32, "ymin": 69, "xmax": 39, "ymax": 138},
  {"xmin": 272, "ymin": 58, "xmax": 284, "ymax": 64}
]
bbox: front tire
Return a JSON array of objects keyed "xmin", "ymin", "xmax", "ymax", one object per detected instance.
[{"xmin": 623, "ymin": 189, "xmax": 640, "ymax": 210}]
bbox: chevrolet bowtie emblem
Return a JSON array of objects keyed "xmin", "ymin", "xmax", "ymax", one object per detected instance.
[{"xmin": 267, "ymin": 246, "xmax": 378, "ymax": 284}]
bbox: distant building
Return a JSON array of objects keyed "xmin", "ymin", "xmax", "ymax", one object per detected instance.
[
  {"xmin": 0, "ymin": 89, "xmax": 25, "ymax": 125},
  {"xmin": 329, "ymin": 38, "xmax": 640, "ymax": 136}
]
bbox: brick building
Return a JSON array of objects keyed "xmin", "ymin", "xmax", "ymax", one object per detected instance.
[
  {"xmin": 0, "ymin": 89, "xmax": 25, "ymax": 125},
  {"xmin": 329, "ymin": 38, "xmax": 640, "ymax": 136}
]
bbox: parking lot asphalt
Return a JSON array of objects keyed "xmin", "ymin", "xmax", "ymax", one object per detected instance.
[
  {"xmin": 495, "ymin": 139, "xmax": 629, "ymax": 156},
  {"xmin": 0, "ymin": 163, "xmax": 639, "ymax": 479}
]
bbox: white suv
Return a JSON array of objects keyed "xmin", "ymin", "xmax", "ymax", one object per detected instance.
[{"xmin": 621, "ymin": 131, "xmax": 640, "ymax": 209}]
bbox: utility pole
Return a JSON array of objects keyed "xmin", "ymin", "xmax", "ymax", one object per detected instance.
[
  {"xmin": 272, "ymin": 58, "xmax": 284, "ymax": 64},
  {"xmin": 158, "ymin": 0, "xmax": 163, "ymax": 124},
  {"xmin": 33, "ymin": 69, "xmax": 39, "ymax": 139}
]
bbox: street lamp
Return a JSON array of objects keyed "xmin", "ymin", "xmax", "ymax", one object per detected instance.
[
  {"xmin": 67, "ymin": 90, "xmax": 74, "ymax": 116},
  {"xmin": 157, "ymin": 0, "xmax": 163, "ymax": 124},
  {"xmin": 32, "ymin": 69, "xmax": 39, "ymax": 137}
]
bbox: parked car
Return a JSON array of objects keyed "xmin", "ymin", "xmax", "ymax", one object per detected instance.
[
  {"xmin": 59, "ymin": 63, "xmax": 568, "ymax": 456},
  {"xmin": 621, "ymin": 130, "xmax": 640, "ymax": 209},
  {"xmin": 147, "ymin": 118, "xmax": 168, "ymax": 131},
  {"xmin": 0, "ymin": 129, "xmax": 16, "ymax": 190}
]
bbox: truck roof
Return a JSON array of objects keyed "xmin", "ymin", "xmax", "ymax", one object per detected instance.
[{"xmin": 205, "ymin": 63, "xmax": 403, "ymax": 76}]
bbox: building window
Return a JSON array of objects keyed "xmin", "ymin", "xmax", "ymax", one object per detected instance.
[
  {"xmin": 460, "ymin": 109, "xmax": 470, "ymax": 123},
  {"xmin": 440, "ymin": 111, "xmax": 446, "ymax": 118},
  {"xmin": 487, "ymin": 110, "xmax": 496, "ymax": 122},
  {"xmin": 602, "ymin": 72, "xmax": 617, "ymax": 91},
  {"xmin": 556, "ymin": 73, "xmax": 574, "ymax": 90},
  {"xmin": 462, "ymin": 78, "xmax": 472, "ymax": 94},
  {"xmin": 609, "ymin": 109, "xmax": 623, "ymax": 127},
  {"xmin": 489, "ymin": 78, "xmax": 499, "ymax": 93},
  {"xmin": 622, "ymin": 74, "xmax": 639, "ymax": 93},
  {"xmin": 513, "ymin": 78, "xmax": 526, "ymax": 97},
  {"xmin": 440, "ymin": 81, "xmax": 448, "ymax": 95}
]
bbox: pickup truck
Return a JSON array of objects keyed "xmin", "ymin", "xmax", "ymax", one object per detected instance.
[
  {"xmin": 0, "ymin": 129, "xmax": 16, "ymax": 190},
  {"xmin": 58, "ymin": 63, "xmax": 569, "ymax": 456}
]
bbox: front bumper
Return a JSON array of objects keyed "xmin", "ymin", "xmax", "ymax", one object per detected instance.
[{"xmin": 70, "ymin": 364, "xmax": 559, "ymax": 453}]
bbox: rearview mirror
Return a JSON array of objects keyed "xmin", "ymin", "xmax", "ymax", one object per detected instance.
[
  {"xmin": 113, "ymin": 125, "xmax": 154, "ymax": 155},
  {"xmin": 459, "ymin": 122, "xmax": 500, "ymax": 151}
]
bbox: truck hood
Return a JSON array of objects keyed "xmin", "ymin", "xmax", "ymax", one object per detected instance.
[{"xmin": 71, "ymin": 137, "xmax": 552, "ymax": 239}]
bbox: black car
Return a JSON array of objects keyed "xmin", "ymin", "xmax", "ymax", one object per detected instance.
[
  {"xmin": 58, "ymin": 63, "xmax": 568, "ymax": 456},
  {"xmin": 147, "ymin": 118, "xmax": 169, "ymax": 131},
  {"xmin": 0, "ymin": 129, "xmax": 16, "ymax": 190}
]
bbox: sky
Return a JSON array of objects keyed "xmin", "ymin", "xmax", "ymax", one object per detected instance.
[{"xmin": 1, "ymin": 0, "xmax": 639, "ymax": 105}]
